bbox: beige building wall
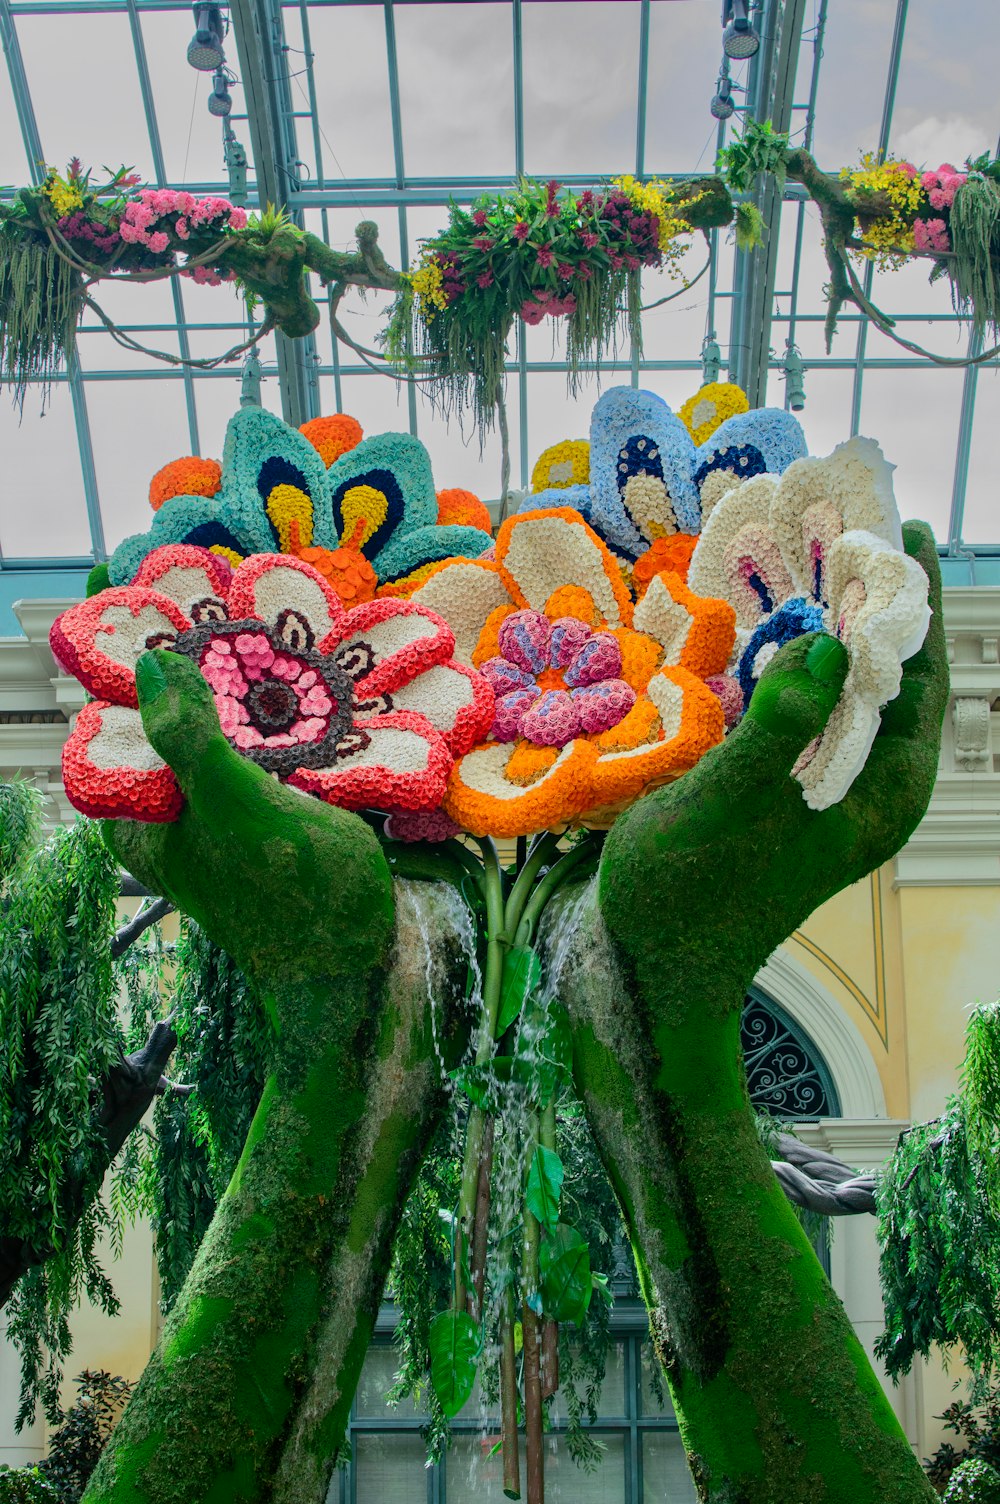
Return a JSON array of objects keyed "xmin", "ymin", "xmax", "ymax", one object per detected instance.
[{"xmin": 1, "ymin": 586, "xmax": 998, "ymax": 1469}]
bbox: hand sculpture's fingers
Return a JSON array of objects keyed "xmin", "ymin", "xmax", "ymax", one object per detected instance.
[
  {"xmin": 109, "ymin": 649, "xmax": 393, "ymax": 983},
  {"xmin": 744, "ymin": 631, "xmax": 848, "ymax": 751}
]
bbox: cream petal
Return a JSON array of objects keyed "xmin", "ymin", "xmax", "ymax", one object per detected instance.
[
  {"xmin": 132, "ymin": 545, "xmax": 232, "ymax": 621},
  {"xmin": 688, "ymin": 475, "xmax": 789, "ymax": 629},
  {"xmin": 410, "ymin": 560, "xmax": 510, "ymax": 666},
  {"xmin": 50, "ymin": 588, "xmax": 193, "ymax": 708},
  {"xmin": 769, "ymin": 438, "xmax": 903, "ymax": 604},
  {"xmin": 632, "ymin": 574, "xmax": 694, "ymax": 664},
  {"xmin": 61, "ymin": 702, "xmax": 182, "ymax": 823},
  {"xmin": 386, "ymin": 661, "xmax": 494, "ymax": 754},
  {"xmin": 288, "ymin": 713, "xmax": 452, "ymax": 811},
  {"xmin": 331, "ymin": 599, "xmax": 455, "ymax": 697},
  {"xmin": 495, "ymin": 510, "xmax": 632, "ymax": 628},
  {"xmin": 227, "ymin": 555, "xmax": 345, "ymax": 646}
]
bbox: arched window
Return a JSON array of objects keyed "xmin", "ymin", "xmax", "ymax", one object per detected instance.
[{"xmin": 741, "ymin": 986, "xmax": 841, "ymax": 1119}]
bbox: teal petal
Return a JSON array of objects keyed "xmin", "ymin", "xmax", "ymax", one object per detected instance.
[
  {"xmin": 327, "ymin": 432, "xmax": 437, "ymax": 562},
  {"xmin": 374, "ymin": 524, "xmax": 493, "ymax": 583},
  {"xmin": 107, "ymin": 496, "xmax": 253, "ymax": 584},
  {"xmin": 218, "ymin": 407, "xmax": 337, "ymax": 552}
]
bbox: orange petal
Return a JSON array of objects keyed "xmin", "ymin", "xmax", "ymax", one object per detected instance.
[
  {"xmin": 444, "ymin": 738, "xmax": 597, "ymax": 839},
  {"xmin": 633, "ymin": 572, "xmax": 735, "ymax": 679},
  {"xmin": 587, "ymin": 668, "xmax": 724, "ymax": 807},
  {"xmin": 494, "ymin": 507, "xmax": 633, "ymax": 629}
]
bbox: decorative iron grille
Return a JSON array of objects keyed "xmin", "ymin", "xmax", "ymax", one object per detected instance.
[{"xmin": 740, "ymin": 990, "xmax": 840, "ymax": 1118}]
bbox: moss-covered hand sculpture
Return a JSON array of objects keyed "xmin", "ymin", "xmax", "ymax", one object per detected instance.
[
  {"xmin": 557, "ymin": 523, "xmax": 948, "ymax": 1504},
  {"xmin": 81, "ymin": 651, "xmax": 471, "ymax": 1504},
  {"xmin": 39, "ymin": 399, "xmax": 950, "ymax": 1504}
]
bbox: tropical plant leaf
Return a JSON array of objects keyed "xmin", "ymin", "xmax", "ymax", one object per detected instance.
[
  {"xmin": 539, "ymin": 1223, "xmax": 592, "ymax": 1325},
  {"xmin": 525, "ymin": 1146, "xmax": 564, "ymax": 1232},
  {"xmin": 428, "ymin": 1308, "xmax": 480, "ymax": 1417},
  {"xmin": 496, "ymin": 945, "xmax": 542, "ymax": 1035}
]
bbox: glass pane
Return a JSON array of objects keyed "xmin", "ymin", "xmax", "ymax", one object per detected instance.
[
  {"xmin": 306, "ymin": 5, "xmax": 396, "ymax": 182},
  {"xmin": 139, "ymin": 11, "xmax": 231, "ymax": 188},
  {"xmin": 354, "ymin": 1344, "xmax": 426, "ymax": 1421},
  {"xmin": 394, "ymin": 4, "xmax": 514, "ymax": 179},
  {"xmin": 888, "ymin": 0, "xmax": 1000, "ymax": 170},
  {"xmin": 543, "ymin": 1433, "xmax": 626, "ymax": 1502},
  {"xmin": 642, "ymin": 1431, "xmax": 698, "ymax": 1503},
  {"xmin": 644, "ymin": 4, "xmax": 732, "ymax": 172},
  {"xmin": 809, "ymin": 0, "xmax": 896, "ymax": 165},
  {"xmin": 548, "ymin": 1338, "xmax": 627, "ymax": 1424},
  {"xmin": 16, "ymin": 13, "xmax": 151, "ymax": 179},
  {"xmin": 0, "ymin": 384, "xmax": 92, "ymax": 557},
  {"xmin": 353, "ymin": 1431, "xmax": 428, "ymax": 1504},
  {"xmin": 86, "ymin": 378, "xmax": 193, "ymax": 552},
  {"xmin": 956, "ymin": 365, "xmax": 1000, "ymax": 546},
  {"xmin": 0, "ymin": 58, "xmax": 28, "ymax": 183},
  {"xmin": 858, "ymin": 367, "xmax": 962, "ymax": 545},
  {"xmin": 446, "ymin": 1433, "xmax": 525, "ymax": 1504},
  {"xmin": 523, "ymin": 3, "xmax": 640, "ymax": 177}
]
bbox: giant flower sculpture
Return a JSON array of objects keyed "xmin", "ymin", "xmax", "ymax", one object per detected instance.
[
  {"xmin": 687, "ymin": 436, "xmax": 930, "ymax": 809},
  {"xmin": 408, "ymin": 507, "xmax": 734, "ymax": 836},
  {"xmin": 51, "ymin": 544, "xmax": 493, "ymax": 825},
  {"xmin": 108, "ymin": 408, "xmax": 492, "ymax": 606},
  {"xmin": 517, "ymin": 387, "xmax": 808, "ymax": 596}
]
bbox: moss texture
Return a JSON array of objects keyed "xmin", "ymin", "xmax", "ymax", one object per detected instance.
[
  {"xmin": 560, "ymin": 524, "xmax": 948, "ymax": 1504},
  {"xmin": 82, "ymin": 653, "xmax": 469, "ymax": 1504}
]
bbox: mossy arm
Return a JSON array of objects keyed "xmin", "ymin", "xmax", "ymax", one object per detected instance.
[
  {"xmin": 560, "ymin": 524, "xmax": 947, "ymax": 1504},
  {"xmin": 82, "ymin": 654, "xmax": 468, "ymax": 1504}
]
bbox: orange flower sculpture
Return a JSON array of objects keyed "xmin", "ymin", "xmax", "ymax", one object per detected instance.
[{"xmin": 409, "ymin": 508, "xmax": 735, "ymax": 837}]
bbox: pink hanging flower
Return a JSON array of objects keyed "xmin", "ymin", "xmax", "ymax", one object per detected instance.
[
  {"xmin": 580, "ymin": 231, "xmax": 599, "ymax": 249},
  {"xmin": 228, "ymin": 206, "xmax": 247, "ymax": 230},
  {"xmin": 472, "ymin": 210, "xmax": 488, "ymax": 228},
  {"xmin": 175, "ymin": 217, "xmax": 190, "ymax": 240},
  {"xmin": 512, "ymin": 221, "xmax": 530, "ymax": 242},
  {"xmin": 148, "ymin": 231, "xmax": 170, "ymax": 254},
  {"xmin": 913, "ymin": 217, "xmax": 950, "ymax": 253},
  {"xmin": 535, "ymin": 246, "xmax": 554, "ymax": 269},
  {"xmin": 477, "ymin": 269, "xmax": 494, "ymax": 289},
  {"xmin": 557, "ymin": 262, "xmax": 575, "ymax": 281},
  {"xmin": 472, "ymin": 236, "xmax": 493, "ymax": 251}
]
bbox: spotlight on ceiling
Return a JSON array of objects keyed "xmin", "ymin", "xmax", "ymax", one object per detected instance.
[
  {"xmin": 722, "ymin": 0, "xmax": 759, "ymax": 59},
  {"xmin": 783, "ymin": 346, "xmax": 806, "ymax": 412},
  {"xmin": 208, "ymin": 68, "xmax": 233, "ymax": 117},
  {"xmin": 188, "ymin": 4, "xmax": 226, "ymax": 72},
  {"xmin": 701, "ymin": 335, "xmax": 722, "ymax": 385},
  {"xmin": 710, "ymin": 78, "xmax": 735, "ymax": 120}
]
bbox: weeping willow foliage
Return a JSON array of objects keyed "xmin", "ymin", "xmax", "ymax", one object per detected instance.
[
  {"xmin": 0, "ymin": 812, "xmax": 122, "ymax": 1426},
  {"xmin": 876, "ymin": 1002, "xmax": 1000, "ymax": 1385},
  {"xmin": 144, "ymin": 919, "xmax": 267, "ymax": 1312},
  {"xmin": 949, "ymin": 176, "xmax": 1000, "ymax": 341},
  {"xmin": 0, "ymin": 217, "xmax": 84, "ymax": 407}
]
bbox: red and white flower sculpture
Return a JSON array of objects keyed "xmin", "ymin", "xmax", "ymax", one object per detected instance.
[{"xmin": 50, "ymin": 544, "xmax": 494, "ymax": 824}]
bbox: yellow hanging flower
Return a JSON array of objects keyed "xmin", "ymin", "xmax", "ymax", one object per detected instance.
[
  {"xmin": 841, "ymin": 153, "xmax": 926, "ymax": 269},
  {"xmin": 408, "ymin": 254, "xmax": 448, "ymax": 323},
  {"xmin": 44, "ymin": 171, "xmax": 84, "ymax": 219},
  {"xmin": 679, "ymin": 382, "xmax": 749, "ymax": 446}
]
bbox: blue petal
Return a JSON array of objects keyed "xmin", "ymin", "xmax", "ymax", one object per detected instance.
[
  {"xmin": 589, "ymin": 387, "xmax": 701, "ymax": 551},
  {"xmin": 695, "ymin": 408, "xmax": 807, "ymax": 494},
  {"xmin": 517, "ymin": 484, "xmax": 593, "ymax": 520},
  {"xmin": 737, "ymin": 597, "xmax": 825, "ymax": 703}
]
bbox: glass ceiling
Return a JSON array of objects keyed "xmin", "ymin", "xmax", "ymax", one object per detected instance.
[{"xmin": 1, "ymin": 0, "xmax": 999, "ymax": 607}]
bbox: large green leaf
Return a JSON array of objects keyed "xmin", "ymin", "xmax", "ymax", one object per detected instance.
[
  {"xmin": 428, "ymin": 1308, "xmax": 480, "ymax": 1417},
  {"xmin": 539, "ymin": 1223, "xmax": 592, "ymax": 1325},
  {"xmin": 525, "ymin": 1145, "xmax": 564, "ymax": 1232},
  {"xmin": 496, "ymin": 945, "xmax": 542, "ymax": 1035}
]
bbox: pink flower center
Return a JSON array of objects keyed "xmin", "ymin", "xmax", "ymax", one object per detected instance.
[
  {"xmin": 172, "ymin": 617, "xmax": 360, "ymax": 775},
  {"xmin": 482, "ymin": 609, "xmax": 636, "ymax": 748}
]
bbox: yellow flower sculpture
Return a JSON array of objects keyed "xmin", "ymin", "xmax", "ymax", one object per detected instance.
[
  {"xmin": 679, "ymin": 381, "xmax": 749, "ymax": 446},
  {"xmin": 530, "ymin": 439, "xmax": 591, "ymax": 493},
  {"xmin": 409, "ymin": 507, "xmax": 734, "ymax": 837}
]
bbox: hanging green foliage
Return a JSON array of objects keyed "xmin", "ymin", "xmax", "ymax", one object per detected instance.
[
  {"xmin": 948, "ymin": 175, "xmax": 1000, "ymax": 340},
  {"xmin": 0, "ymin": 216, "xmax": 84, "ymax": 408},
  {"xmin": 0, "ymin": 815, "xmax": 124, "ymax": 1425},
  {"xmin": 145, "ymin": 918, "xmax": 267, "ymax": 1312}
]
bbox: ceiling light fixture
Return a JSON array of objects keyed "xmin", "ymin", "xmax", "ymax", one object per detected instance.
[
  {"xmin": 722, "ymin": 0, "xmax": 760, "ymax": 59},
  {"xmin": 710, "ymin": 78, "xmax": 735, "ymax": 120},
  {"xmin": 188, "ymin": 4, "xmax": 226, "ymax": 72},
  {"xmin": 208, "ymin": 67, "xmax": 233, "ymax": 117},
  {"xmin": 782, "ymin": 346, "xmax": 806, "ymax": 412}
]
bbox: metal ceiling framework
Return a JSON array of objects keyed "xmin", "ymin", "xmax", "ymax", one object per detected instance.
[{"xmin": 0, "ymin": 0, "xmax": 998, "ymax": 591}]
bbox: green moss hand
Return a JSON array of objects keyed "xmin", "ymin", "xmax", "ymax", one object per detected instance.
[
  {"xmin": 85, "ymin": 651, "xmax": 454, "ymax": 1504},
  {"xmin": 567, "ymin": 522, "xmax": 948, "ymax": 1504}
]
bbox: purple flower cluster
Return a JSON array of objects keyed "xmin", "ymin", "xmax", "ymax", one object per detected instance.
[{"xmin": 56, "ymin": 213, "xmax": 120, "ymax": 256}]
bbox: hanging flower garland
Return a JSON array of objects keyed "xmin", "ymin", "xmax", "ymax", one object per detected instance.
[{"xmin": 382, "ymin": 174, "xmax": 736, "ymax": 432}]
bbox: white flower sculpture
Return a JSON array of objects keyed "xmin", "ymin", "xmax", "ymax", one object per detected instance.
[{"xmin": 687, "ymin": 437, "xmax": 931, "ymax": 810}]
